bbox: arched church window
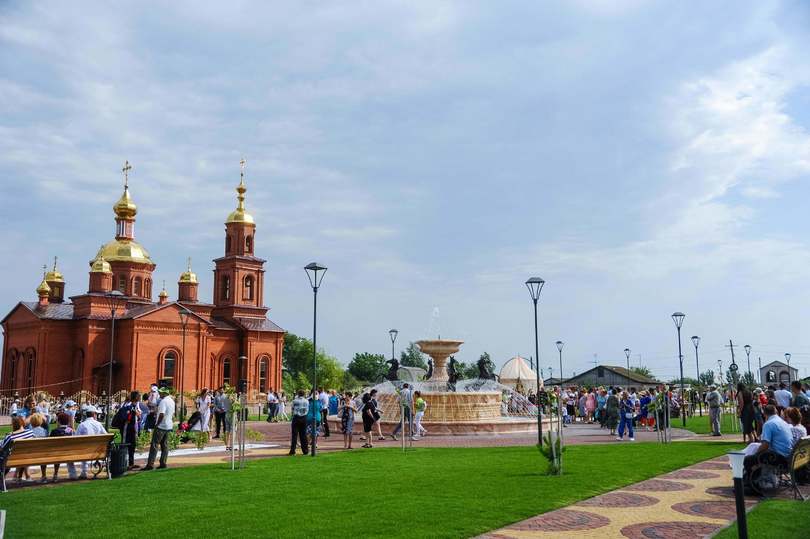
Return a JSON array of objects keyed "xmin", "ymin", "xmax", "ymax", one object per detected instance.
[
  {"xmin": 225, "ymin": 235, "xmax": 232, "ymax": 253},
  {"xmin": 162, "ymin": 350, "xmax": 177, "ymax": 387},
  {"xmin": 26, "ymin": 349, "xmax": 35, "ymax": 393},
  {"xmin": 134, "ymin": 277, "xmax": 143, "ymax": 297},
  {"xmin": 118, "ymin": 275, "xmax": 127, "ymax": 294},
  {"xmin": 245, "ymin": 235, "xmax": 253, "ymax": 253},
  {"xmin": 7, "ymin": 349, "xmax": 18, "ymax": 390},
  {"xmin": 244, "ymin": 275, "xmax": 254, "ymax": 300},
  {"xmin": 258, "ymin": 356, "xmax": 268, "ymax": 393},
  {"xmin": 221, "ymin": 276, "xmax": 230, "ymax": 301},
  {"xmin": 223, "ymin": 358, "xmax": 232, "ymax": 386},
  {"xmin": 145, "ymin": 279, "xmax": 152, "ymax": 299}
]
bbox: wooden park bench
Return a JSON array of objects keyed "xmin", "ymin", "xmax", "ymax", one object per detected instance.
[
  {"xmin": 0, "ymin": 434, "xmax": 114, "ymax": 492},
  {"xmin": 748, "ymin": 435, "xmax": 810, "ymax": 500}
]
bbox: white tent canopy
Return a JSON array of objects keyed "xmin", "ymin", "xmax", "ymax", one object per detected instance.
[{"xmin": 499, "ymin": 356, "xmax": 538, "ymax": 388}]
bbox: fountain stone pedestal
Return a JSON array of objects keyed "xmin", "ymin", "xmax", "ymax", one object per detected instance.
[{"xmin": 415, "ymin": 339, "xmax": 464, "ymax": 382}]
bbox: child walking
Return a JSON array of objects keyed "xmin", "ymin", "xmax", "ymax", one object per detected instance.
[{"xmin": 413, "ymin": 391, "xmax": 427, "ymax": 438}]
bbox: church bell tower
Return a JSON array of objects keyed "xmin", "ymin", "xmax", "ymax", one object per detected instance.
[{"xmin": 211, "ymin": 159, "xmax": 267, "ymax": 320}]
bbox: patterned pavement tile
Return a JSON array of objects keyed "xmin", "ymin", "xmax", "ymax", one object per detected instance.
[
  {"xmin": 576, "ymin": 492, "xmax": 658, "ymax": 508},
  {"xmin": 619, "ymin": 521, "xmax": 722, "ymax": 538},
  {"xmin": 622, "ymin": 478, "xmax": 693, "ymax": 492}
]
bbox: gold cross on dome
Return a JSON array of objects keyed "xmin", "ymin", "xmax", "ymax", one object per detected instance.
[
  {"xmin": 240, "ymin": 158, "xmax": 246, "ymax": 180},
  {"xmin": 122, "ymin": 160, "xmax": 132, "ymax": 188},
  {"xmin": 42, "ymin": 264, "xmax": 47, "ymax": 277}
]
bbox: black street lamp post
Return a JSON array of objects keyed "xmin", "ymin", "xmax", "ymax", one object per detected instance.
[
  {"xmin": 758, "ymin": 357, "xmax": 762, "ymax": 384},
  {"xmin": 555, "ymin": 341, "xmax": 564, "ymax": 389},
  {"xmin": 624, "ymin": 348, "xmax": 631, "ymax": 372},
  {"xmin": 389, "ymin": 329, "xmax": 398, "ymax": 362},
  {"xmin": 785, "ymin": 353, "xmax": 791, "ymax": 383},
  {"xmin": 178, "ymin": 307, "xmax": 192, "ymax": 422},
  {"xmin": 691, "ymin": 336, "xmax": 701, "ymax": 380},
  {"xmin": 305, "ymin": 262, "xmax": 327, "ymax": 457},
  {"xmin": 744, "ymin": 345, "xmax": 752, "ymax": 382},
  {"xmin": 525, "ymin": 277, "xmax": 545, "ymax": 448},
  {"xmin": 103, "ymin": 290, "xmax": 125, "ymax": 430},
  {"xmin": 671, "ymin": 312, "xmax": 686, "ymax": 427}
]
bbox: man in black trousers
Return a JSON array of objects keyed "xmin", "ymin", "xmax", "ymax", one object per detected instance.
[{"xmin": 289, "ymin": 389, "xmax": 309, "ymax": 455}]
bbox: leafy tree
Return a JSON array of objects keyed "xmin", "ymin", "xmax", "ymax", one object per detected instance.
[
  {"xmin": 400, "ymin": 342, "xmax": 428, "ymax": 370},
  {"xmin": 630, "ymin": 366, "xmax": 654, "ymax": 379},
  {"xmin": 341, "ymin": 371, "xmax": 363, "ymax": 392},
  {"xmin": 740, "ymin": 371, "xmax": 756, "ymax": 387},
  {"xmin": 454, "ymin": 360, "xmax": 478, "ymax": 380},
  {"xmin": 282, "ymin": 332, "xmax": 344, "ymax": 390},
  {"xmin": 698, "ymin": 370, "xmax": 716, "ymax": 387},
  {"xmin": 347, "ymin": 352, "xmax": 387, "ymax": 383}
]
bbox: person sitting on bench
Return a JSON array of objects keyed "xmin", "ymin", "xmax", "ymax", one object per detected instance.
[{"xmin": 744, "ymin": 404, "xmax": 794, "ymax": 473}]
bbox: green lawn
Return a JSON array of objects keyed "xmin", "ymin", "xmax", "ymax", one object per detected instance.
[
  {"xmin": 715, "ymin": 499, "xmax": 810, "ymax": 538},
  {"xmin": 1, "ymin": 442, "xmax": 739, "ymax": 538},
  {"xmin": 681, "ymin": 412, "xmax": 743, "ymax": 436}
]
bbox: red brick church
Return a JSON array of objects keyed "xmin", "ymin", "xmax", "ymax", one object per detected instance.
[{"xmin": 1, "ymin": 162, "xmax": 284, "ymax": 400}]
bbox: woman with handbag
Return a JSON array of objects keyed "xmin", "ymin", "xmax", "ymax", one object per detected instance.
[{"xmin": 616, "ymin": 391, "xmax": 635, "ymax": 441}]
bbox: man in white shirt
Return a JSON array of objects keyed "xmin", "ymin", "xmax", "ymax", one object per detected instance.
[
  {"xmin": 318, "ymin": 387, "xmax": 330, "ymax": 437},
  {"xmin": 774, "ymin": 383, "xmax": 792, "ymax": 409},
  {"xmin": 76, "ymin": 405, "xmax": 107, "ymax": 479},
  {"xmin": 266, "ymin": 390, "xmax": 279, "ymax": 422},
  {"xmin": 144, "ymin": 388, "xmax": 175, "ymax": 470}
]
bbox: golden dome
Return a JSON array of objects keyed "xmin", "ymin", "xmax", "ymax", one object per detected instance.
[
  {"xmin": 44, "ymin": 256, "xmax": 64, "ymax": 283},
  {"xmin": 179, "ymin": 257, "xmax": 198, "ymax": 283},
  {"xmin": 99, "ymin": 239, "xmax": 154, "ymax": 265},
  {"xmin": 89, "ymin": 247, "xmax": 112, "ymax": 273},
  {"xmin": 36, "ymin": 277, "xmax": 51, "ymax": 296},
  {"xmin": 226, "ymin": 161, "xmax": 255, "ymax": 224},
  {"xmin": 113, "ymin": 186, "xmax": 138, "ymax": 220},
  {"xmin": 159, "ymin": 288, "xmax": 169, "ymax": 299}
]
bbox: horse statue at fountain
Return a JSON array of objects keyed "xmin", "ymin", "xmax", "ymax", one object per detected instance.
[
  {"xmin": 447, "ymin": 356, "xmax": 460, "ymax": 391},
  {"xmin": 477, "ymin": 356, "xmax": 496, "ymax": 380},
  {"xmin": 384, "ymin": 358, "xmax": 400, "ymax": 382},
  {"xmin": 424, "ymin": 358, "xmax": 434, "ymax": 380}
]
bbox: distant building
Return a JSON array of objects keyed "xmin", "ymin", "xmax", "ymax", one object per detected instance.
[
  {"xmin": 559, "ymin": 365, "xmax": 658, "ymax": 390},
  {"xmin": 759, "ymin": 360, "xmax": 798, "ymax": 385}
]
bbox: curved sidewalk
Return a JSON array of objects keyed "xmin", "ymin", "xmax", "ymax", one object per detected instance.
[{"xmin": 479, "ymin": 454, "xmax": 756, "ymax": 538}]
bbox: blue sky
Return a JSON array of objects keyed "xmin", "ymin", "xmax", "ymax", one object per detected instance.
[{"xmin": 2, "ymin": 1, "xmax": 810, "ymax": 381}]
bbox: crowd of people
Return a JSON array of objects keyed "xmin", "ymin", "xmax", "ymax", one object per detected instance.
[
  {"xmin": 286, "ymin": 383, "xmax": 428, "ymax": 455},
  {"xmin": 1, "ymin": 385, "xmax": 242, "ymax": 484}
]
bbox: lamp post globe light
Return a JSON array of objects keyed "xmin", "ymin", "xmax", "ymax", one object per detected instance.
[
  {"xmin": 304, "ymin": 262, "xmax": 327, "ymax": 457},
  {"xmin": 555, "ymin": 341, "xmax": 564, "ymax": 389},
  {"xmin": 744, "ymin": 344, "xmax": 752, "ymax": 381},
  {"xmin": 691, "ymin": 336, "xmax": 701, "ymax": 380},
  {"xmin": 389, "ymin": 329, "xmax": 398, "ymax": 361},
  {"xmin": 624, "ymin": 348, "xmax": 631, "ymax": 372},
  {"xmin": 103, "ymin": 290, "xmax": 125, "ymax": 430},
  {"xmin": 671, "ymin": 312, "xmax": 687, "ymax": 427},
  {"xmin": 785, "ymin": 353, "xmax": 791, "ymax": 383},
  {"xmin": 525, "ymin": 276, "xmax": 545, "ymax": 448}
]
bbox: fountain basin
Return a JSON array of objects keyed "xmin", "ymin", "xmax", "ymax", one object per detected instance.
[{"xmin": 415, "ymin": 339, "xmax": 463, "ymax": 382}]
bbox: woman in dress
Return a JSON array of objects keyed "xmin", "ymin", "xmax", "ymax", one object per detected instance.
[
  {"xmin": 338, "ymin": 391, "xmax": 356, "ymax": 449},
  {"xmin": 585, "ymin": 390, "xmax": 597, "ymax": 423},
  {"xmin": 195, "ymin": 388, "xmax": 212, "ymax": 432},
  {"xmin": 276, "ymin": 392, "xmax": 288, "ymax": 421},
  {"xmin": 361, "ymin": 393, "xmax": 377, "ymax": 448},
  {"xmin": 736, "ymin": 382, "xmax": 756, "ymax": 443}
]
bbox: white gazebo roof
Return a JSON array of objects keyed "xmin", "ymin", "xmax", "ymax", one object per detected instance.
[{"xmin": 499, "ymin": 356, "xmax": 537, "ymax": 383}]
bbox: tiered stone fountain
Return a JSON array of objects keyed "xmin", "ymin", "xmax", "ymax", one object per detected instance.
[{"xmin": 369, "ymin": 339, "xmax": 540, "ymax": 435}]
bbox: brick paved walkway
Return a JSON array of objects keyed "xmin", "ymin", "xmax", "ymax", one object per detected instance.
[{"xmin": 479, "ymin": 454, "xmax": 758, "ymax": 539}]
